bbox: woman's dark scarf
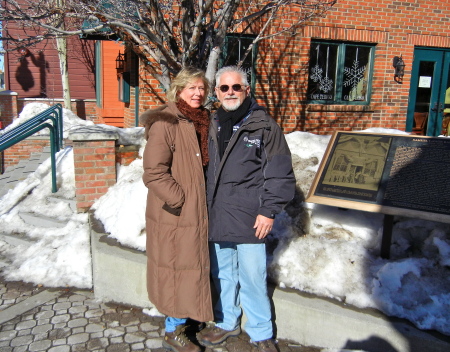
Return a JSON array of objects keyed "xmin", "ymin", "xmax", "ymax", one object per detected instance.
[
  {"xmin": 176, "ymin": 98, "xmax": 210, "ymax": 166},
  {"xmin": 217, "ymin": 97, "xmax": 252, "ymax": 159}
]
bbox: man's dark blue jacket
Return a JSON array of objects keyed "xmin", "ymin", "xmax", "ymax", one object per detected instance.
[{"xmin": 206, "ymin": 100, "xmax": 296, "ymax": 244}]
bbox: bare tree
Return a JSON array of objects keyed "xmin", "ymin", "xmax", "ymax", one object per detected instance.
[
  {"xmin": 54, "ymin": 0, "xmax": 71, "ymax": 109},
  {"xmin": 0, "ymin": 0, "xmax": 337, "ymax": 90}
]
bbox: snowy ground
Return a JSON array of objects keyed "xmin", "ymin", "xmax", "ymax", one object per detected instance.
[{"xmin": 0, "ymin": 103, "xmax": 449, "ymax": 337}]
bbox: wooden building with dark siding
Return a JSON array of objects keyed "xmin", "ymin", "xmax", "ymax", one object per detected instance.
[
  {"xmin": 4, "ymin": 37, "xmax": 95, "ymax": 101},
  {"xmin": 2, "ymin": 28, "xmax": 126, "ymax": 126},
  {"xmin": 3, "ymin": 27, "xmax": 97, "ymax": 121}
]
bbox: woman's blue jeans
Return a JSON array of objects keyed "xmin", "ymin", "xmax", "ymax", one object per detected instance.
[
  {"xmin": 165, "ymin": 316, "xmax": 187, "ymax": 333},
  {"xmin": 209, "ymin": 241, "xmax": 273, "ymax": 342}
]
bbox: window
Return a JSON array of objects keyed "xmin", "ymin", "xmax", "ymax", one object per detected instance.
[
  {"xmin": 95, "ymin": 42, "xmax": 102, "ymax": 108},
  {"xmin": 221, "ymin": 35, "xmax": 257, "ymax": 91},
  {"xmin": 307, "ymin": 41, "xmax": 375, "ymax": 104},
  {"xmin": 118, "ymin": 72, "xmax": 130, "ymax": 103},
  {"xmin": 333, "ymin": 155, "xmax": 348, "ymax": 172},
  {"xmin": 364, "ymin": 160, "xmax": 377, "ymax": 177}
]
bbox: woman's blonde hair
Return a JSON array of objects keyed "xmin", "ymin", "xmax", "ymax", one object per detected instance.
[{"xmin": 166, "ymin": 67, "xmax": 210, "ymax": 104}]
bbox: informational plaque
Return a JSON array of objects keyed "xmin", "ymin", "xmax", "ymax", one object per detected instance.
[{"xmin": 306, "ymin": 131, "xmax": 450, "ymax": 224}]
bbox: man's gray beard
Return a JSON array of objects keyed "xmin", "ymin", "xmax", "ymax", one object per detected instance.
[{"xmin": 222, "ymin": 98, "xmax": 241, "ymax": 111}]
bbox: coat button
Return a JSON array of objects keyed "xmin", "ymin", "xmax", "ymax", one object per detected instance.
[{"xmin": 196, "ymin": 153, "xmax": 200, "ymax": 156}]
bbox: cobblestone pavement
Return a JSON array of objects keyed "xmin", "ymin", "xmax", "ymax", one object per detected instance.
[{"xmin": 0, "ymin": 277, "xmax": 321, "ymax": 352}]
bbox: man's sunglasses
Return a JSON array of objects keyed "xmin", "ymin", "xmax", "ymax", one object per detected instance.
[{"xmin": 217, "ymin": 84, "xmax": 247, "ymax": 93}]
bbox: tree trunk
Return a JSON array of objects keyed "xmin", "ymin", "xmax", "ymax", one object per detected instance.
[
  {"xmin": 56, "ymin": 35, "xmax": 71, "ymax": 110},
  {"xmin": 56, "ymin": 0, "xmax": 71, "ymax": 110}
]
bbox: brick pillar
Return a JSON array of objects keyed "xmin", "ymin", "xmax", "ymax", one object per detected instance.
[
  {"xmin": 0, "ymin": 90, "xmax": 18, "ymax": 129},
  {"xmin": 69, "ymin": 128, "xmax": 119, "ymax": 213}
]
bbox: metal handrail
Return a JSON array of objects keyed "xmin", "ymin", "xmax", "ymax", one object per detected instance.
[
  {"xmin": 0, "ymin": 104, "xmax": 63, "ymax": 192},
  {"xmin": 0, "ymin": 104, "xmax": 63, "ymax": 149}
]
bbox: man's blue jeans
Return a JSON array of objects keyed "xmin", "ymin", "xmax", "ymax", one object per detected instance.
[{"xmin": 209, "ymin": 241, "xmax": 273, "ymax": 342}]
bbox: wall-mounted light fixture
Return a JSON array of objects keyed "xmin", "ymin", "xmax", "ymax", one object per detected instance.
[
  {"xmin": 116, "ymin": 52, "xmax": 125, "ymax": 72},
  {"xmin": 18, "ymin": 47, "xmax": 30, "ymax": 61},
  {"xmin": 393, "ymin": 55, "xmax": 405, "ymax": 83}
]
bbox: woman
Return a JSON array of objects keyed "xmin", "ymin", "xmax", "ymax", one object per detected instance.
[{"xmin": 140, "ymin": 67, "xmax": 213, "ymax": 352}]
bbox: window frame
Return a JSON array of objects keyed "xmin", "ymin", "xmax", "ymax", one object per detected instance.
[
  {"xmin": 95, "ymin": 41, "xmax": 102, "ymax": 108},
  {"xmin": 220, "ymin": 34, "xmax": 258, "ymax": 93},
  {"xmin": 118, "ymin": 71, "xmax": 130, "ymax": 103},
  {"xmin": 307, "ymin": 40, "xmax": 376, "ymax": 105}
]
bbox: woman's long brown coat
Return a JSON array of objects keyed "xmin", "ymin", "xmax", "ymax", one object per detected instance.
[{"xmin": 141, "ymin": 103, "xmax": 213, "ymax": 322}]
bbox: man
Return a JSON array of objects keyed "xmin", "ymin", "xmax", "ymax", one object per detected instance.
[{"xmin": 197, "ymin": 66, "xmax": 295, "ymax": 352}]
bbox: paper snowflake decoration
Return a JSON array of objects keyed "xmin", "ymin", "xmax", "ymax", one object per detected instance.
[
  {"xmin": 310, "ymin": 65, "xmax": 323, "ymax": 82},
  {"xmin": 344, "ymin": 59, "xmax": 366, "ymax": 88},
  {"xmin": 320, "ymin": 76, "xmax": 333, "ymax": 93}
]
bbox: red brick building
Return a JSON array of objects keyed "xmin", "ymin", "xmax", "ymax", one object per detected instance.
[
  {"xmin": 2, "ymin": 1, "xmax": 450, "ymax": 137},
  {"xmin": 259, "ymin": 0, "xmax": 450, "ymax": 136},
  {"xmin": 115, "ymin": 0, "xmax": 450, "ymax": 137}
]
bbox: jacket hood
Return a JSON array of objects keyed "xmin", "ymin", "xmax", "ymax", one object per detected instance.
[
  {"xmin": 249, "ymin": 98, "xmax": 266, "ymax": 113},
  {"xmin": 139, "ymin": 104, "xmax": 179, "ymax": 140}
]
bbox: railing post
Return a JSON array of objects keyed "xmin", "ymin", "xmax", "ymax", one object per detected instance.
[
  {"xmin": 49, "ymin": 127, "xmax": 57, "ymax": 193},
  {"xmin": 56, "ymin": 104, "xmax": 64, "ymax": 149}
]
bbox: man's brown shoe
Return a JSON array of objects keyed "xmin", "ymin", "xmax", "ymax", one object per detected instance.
[
  {"xmin": 162, "ymin": 325, "xmax": 200, "ymax": 352},
  {"xmin": 196, "ymin": 323, "xmax": 241, "ymax": 346},
  {"xmin": 253, "ymin": 338, "xmax": 279, "ymax": 352}
]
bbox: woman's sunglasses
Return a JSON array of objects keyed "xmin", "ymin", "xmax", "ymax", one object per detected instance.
[{"xmin": 217, "ymin": 84, "xmax": 247, "ymax": 93}]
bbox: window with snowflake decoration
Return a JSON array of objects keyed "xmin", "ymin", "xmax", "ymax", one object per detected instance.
[
  {"xmin": 220, "ymin": 34, "xmax": 257, "ymax": 93},
  {"xmin": 307, "ymin": 41, "xmax": 375, "ymax": 104}
]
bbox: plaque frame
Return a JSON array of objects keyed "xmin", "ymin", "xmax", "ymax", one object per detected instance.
[{"xmin": 306, "ymin": 131, "xmax": 450, "ymax": 224}]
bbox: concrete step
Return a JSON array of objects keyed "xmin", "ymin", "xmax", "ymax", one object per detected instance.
[
  {"xmin": 0, "ymin": 148, "xmax": 52, "ymax": 197},
  {"xmin": 0, "ymin": 179, "xmax": 19, "ymax": 198},
  {"xmin": 0, "ymin": 232, "xmax": 34, "ymax": 247},
  {"xmin": 0, "ymin": 232, "xmax": 35, "ymax": 268},
  {"xmin": 18, "ymin": 212, "xmax": 69, "ymax": 228},
  {"xmin": 28, "ymin": 152, "xmax": 42, "ymax": 162},
  {"xmin": 6, "ymin": 160, "xmax": 29, "ymax": 182},
  {"xmin": 38, "ymin": 153, "xmax": 51, "ymax": 164},
  {"xmin": 0, "ymin": 166, "xmax": 13, "ymax": 178},
  {"xmin": 23, "ymin": 160, "xmax": 44, "ymax": 173},
  {"xmin": 21, "ymin": 150, "xmax": 51, "ymax": 176},
  {"xmin": 0, "ymin": 173, "xmax": 10, "ymax": 183},
  {"xmin": 47, "ymin": 195, "xmax": 77, "ymax": 213}
]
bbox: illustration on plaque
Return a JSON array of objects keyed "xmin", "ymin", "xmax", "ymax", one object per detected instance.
[{"xmin": 322, "ymin": 134, "xmax": 392, "ymax": 191}]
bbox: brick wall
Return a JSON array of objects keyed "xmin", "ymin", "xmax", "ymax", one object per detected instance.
[
  {"xmin": 122, "ymin": 0, "xmax": 450, "ymax": 135},
  {"xmin": 247, "ymin": 0, "xmax": 450, "ymax": 134},
  {"xmin": 1, "ymin": 137, "xmax": 50, "ymax": 171},
  {"xmin": 0, "ymin": 91, "xmax": 18, "ymax": 128},
  {"xmin": 116, "ymin": 145, "xmax": 140, "ymax": 166}
]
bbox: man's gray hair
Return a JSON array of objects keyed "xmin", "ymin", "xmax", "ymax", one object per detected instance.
[{"xmin": 215, "ymin": 66, "xmax": 249, "ymax": 87}]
